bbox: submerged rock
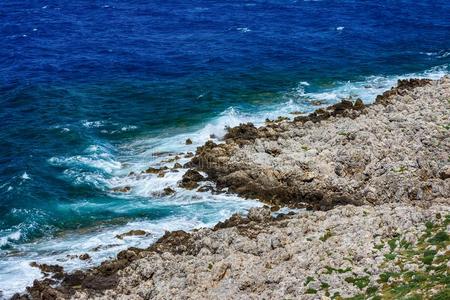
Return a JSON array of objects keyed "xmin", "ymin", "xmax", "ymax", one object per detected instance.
[
  {"xmin": 112, "ymin": 186, "xmax": 131, "ymax": 193},
  {"xmin": 79, "ymin": 253, "xmax": 90, "ymax": 261},
  {"xmin": 197, "ymin": 185, "xmax": 215, "ymax": 193},
  {"xmin": 163, "ymin": 187, "xmax": 175, "ymax": 195},
  {"xmin": 115, "ymin": 230, "xmax": 147, "ymax": 240},
  {"xmin": 144, "ymin": 166, "xmax": 168, "ymax": 174}
]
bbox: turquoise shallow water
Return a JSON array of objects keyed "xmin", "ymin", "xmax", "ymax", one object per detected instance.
[{"xmin": 1, "ymin": 0, "xmax": 450, "ymax": 297}]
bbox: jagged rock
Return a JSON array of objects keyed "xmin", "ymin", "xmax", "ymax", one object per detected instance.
[
  {"xmin": 224, "ymin": 123, "xmax": 259, "ymax": 145},
  {"xmin": 112, "ymin": 186, "xmax": 131, "ymax": 193},
  {"xmin": 247, "ymin": 207, "xmax": 271, "ymax": 222},
  {"xmin": 115, "ymin": 230, "xmax": 147, "ymax": 239},
  {"xmin": 144, "ymin": 166, "xmax": 168, "ymax": 174},
  {"xmin": 10, "ymin": 293, "xmax": 29, "ymax": 300},
  {"xmin": 375, "ymin": 78, "xmax": 431, "ymax": 105},
  {"xmin": 163, "ymin": 187, "xmax": 175, "ymax": 195},
  {"xmin": 184, "ymin": 152, "xmax": 194, "ymax": 158},
  {"xmin": 30, "ymin": 262, "xmax": 64, "ymax": 276},
  {"xmin": 197, "ymin": 185, "xmax": 214, "ymax": 193},
  {"xmin": 179, "ymin": 169, "xmax": 204, "ymax": 189},
  {"xmin": 79, "ymin": 253, "xmax": 90, "ymax": 261},
  {"xmin": 185, "ymin": 138, "xmax": 193, "ymax": 145},
  {"xmin": 439, "ymin": 165, "xmax": 450, "ymax": 180},
  {"xmin": 148, "ymin": 230, "xmax": 194, "ymax": 255}
]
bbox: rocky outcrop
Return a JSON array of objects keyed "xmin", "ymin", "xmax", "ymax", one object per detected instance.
[
  {"xmin": 178, "ymin": 169, "xmax": 205, "ymax": 189},
  {"xmin": 190, "ymin": 78, "xmax": 450, "ymax": 210},
  {"xmin": 115, "ymin": 230, "xmax": 148, "ymax": 240}
]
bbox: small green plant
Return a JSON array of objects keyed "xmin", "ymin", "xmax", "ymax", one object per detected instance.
[
  {"xmin": 428, "ymin": 231, "xmax": 449, "ymax": 245},
  {"xmin": 378, "ymin": 272, "xmax": 398, "ymax": 283},
  {"xmin": 305, "ymin": 288, "xmax": 317, "ymax": 294},
  {"xmin": 320, "ymin": 230, "xmax": 333, "ymax": 242},
  {"xmin": 384, "ymin": 253, "xmax": 397, "ymax": 260},
  {"xmin": 441, "ymin": 123, "xmax": 450, "ymax": 130},
  {"xmin": 399, "ymin": 238, "xmax": 412, "ymax": 249},
  {"xmin": 321, "ymin": 282, "xmax": 330, "ymax": 289},
  {"xmin": 421, "ymin": 249, "xmax": 436, "ymax": 265},
  {"xmin": 325, "ymin": 266, "xmax": 352, "ymax": 274},
  {"xmin": 345, "ymin": 276, "xmax": 370, "ymax": 289},
  {"xmin": 388, "ymin": 238, "xmax": 398, "ymax": 251},
  {"xmin": 304, "ymin": 276, "xmax": 315, "ymax": 286},
  {"xmin": 392, "ymin": 166, "xmax": 408, "ymax": 173},
  {"xmin": 374, "ymin": 243, "xmax": 384, "ymax": 250}
]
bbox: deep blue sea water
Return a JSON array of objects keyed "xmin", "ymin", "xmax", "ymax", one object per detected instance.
[{"xmin": 1, "ymin": 0, "xmax": 450, "ymax": 296}]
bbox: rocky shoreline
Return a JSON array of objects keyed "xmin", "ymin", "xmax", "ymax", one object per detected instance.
[
  {"xmin": 188, "ymin": 78, "xmax": 449, "ymax": 210},
  {"xmin": 14, "ymin": 77, "xmax": 450, "ymax": 299}
]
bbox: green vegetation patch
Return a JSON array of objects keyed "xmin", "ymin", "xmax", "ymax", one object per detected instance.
[
  {"xmin": 428, "ymin": 231, "xmax": 449, "ymax": 245},
  {"xmin": 377, "ymin": 214, "xmax": 450, "ymax": 300},
  {"xmin": 345, "ymin": 276, "xmax": 370, "ymax": 289},
  {"xmin": 320, "ymin": 229, "xmax": 333, "ymax": 242},
  {"xmin": 325, "ymin": 266, "xmax": 352, "ymax": 274},
  {"xmin": 336, "ymin": 214, "xmax": 450, "ymax": 300},
  {"xmin": 384, "ymin": 253, "xmax": 397, "ymax": 261},
  {"xmin": 304, "ymin": 276, "xmax": 315, "ymax": 286}
]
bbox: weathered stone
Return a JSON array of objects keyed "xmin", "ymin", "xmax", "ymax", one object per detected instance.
[
  {"xmin": 115, "ymin": 230, "xmax": 147, "ymax": 239},
  {"xmin": 79, "ymin": 253, "xmax": 90, "ymax": 261},
  {"xmin": 112, "ymin": 186, "xmax": 131, "ymax": 193},
  {"xmin": 163, "ymin": 187, "xmax": 175, "ymax": 195},
  {"xmin": 179, "ymin": 169, "xmax": 204, "ymax": 189},
  {"xmin": 144, "ymin": 166, "xmax": 168, "ymax": 174}
]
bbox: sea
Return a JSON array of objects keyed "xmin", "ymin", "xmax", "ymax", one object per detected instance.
[{"xmin": 1, "ymin": 0, "xmax": 450, "ymax": 297}]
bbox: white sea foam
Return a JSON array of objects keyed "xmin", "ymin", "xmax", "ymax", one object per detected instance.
[
  {"xmin": 420, "ymin": 50, "xmax": 450, "ymax": 59},
  {"xmin": 0, "ymin": 231, "xmax": 21, "ymax": 247},
  {"xmin": 237, "ymin": 27, "xmax": 251, "ymax": 33},
  {"xmin": 21, "ymin": 172, "xmax": 30, "ymax": 180},
  {"xmin": 290, "ymin": 64, "xmax": 448, "ymax": 105},
  {"xmin": 81, "ymin": 120, "xmax": 105, "ymax": 128},
  {"xmin": 336, "ymin": 26, "xmax": 344, "ymax": 31},
  {"xmin": 120, "ymin": 125, "xmax": 138, "ymax": 131}
]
